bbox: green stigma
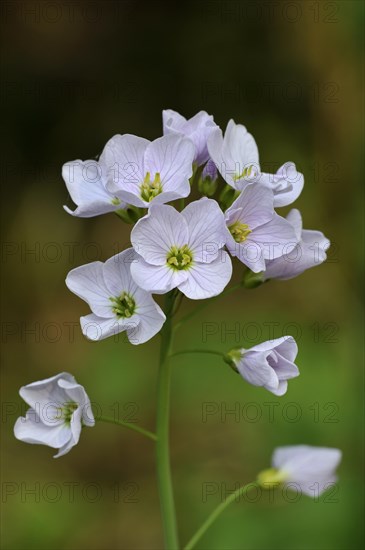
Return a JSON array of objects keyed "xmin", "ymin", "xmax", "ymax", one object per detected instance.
[
  {"xmin": 257, "ymin": 468, "xmax": 288, "ymax": 488},
  {"xmin": 55, "ymin": 402, "xmax": 78, "ymax": 424},
  {"xmin": 229, "ymin": 221, "xmax": 252, "ymax": 243},
  {"xmin": 140, "ymin": 172, "xmax": 163, "ymax": 202},
  {"xmin": 110, "ymin": 292, "xmax": 136, "ymax": 318},
  {"xmin": 167, "ymin": 245, "xmax": 193, "ymax": 271},
  {"xmin": 233, "ymin": 165, "xmax": 253, "ymax": 182}
]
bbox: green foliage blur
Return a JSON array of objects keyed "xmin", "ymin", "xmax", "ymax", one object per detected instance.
[{"xmin": 1, "ymin": 1, "xmax": 363, "ymax": 549}]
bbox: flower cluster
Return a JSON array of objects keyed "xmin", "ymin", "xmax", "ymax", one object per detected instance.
[
  {"xmin": 14, "ymin": 107, "xmax": 340, "ymax": 526},
  {"xmin": 61, "ymin": 109, "xmax": 329, "ymax": 344}
]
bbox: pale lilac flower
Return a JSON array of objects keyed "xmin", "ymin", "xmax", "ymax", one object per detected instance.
[
  {"xmin": 264, "ymin": 209, "xmax": 330, "ymax": 280},
  {"xmin": 103, "ymin": 133, "xmax": 195, "ymax": 208},
  {"xmin": 130, "ymin": 198, "xmax": 232, "ymax": 299},
  {"xmin": 162, "ymin": 109, "xmax": 218, "ymax": 166},
  {"xmin": 208, "ymin": 120, "xmax": 304, "ymax": 206},
  {"xmin": 14, "ymin": 373, "xmax": 94, "ymax": 458},
  {"xmin": 229, "ymin": 336, "xmax": 299, "ymax": 396},
  {"xmin": 66, "ymin": 249, "xmax": 165, "ymax": 343},
  {"xmin": 258, "ymin": 445, "xmax": 342, "ymax": 496},
  {"xmin": 224, "ymin": 184, "xmax": 298, "ymax": 272},
  {"xmin": 62, "ymin": 159, "xmax": 127, "ymax": 217}
]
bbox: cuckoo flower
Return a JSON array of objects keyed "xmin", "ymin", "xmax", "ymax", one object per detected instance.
[
  {"xmin": 103, "ymin": 133, "xmax": 195, "ymax": 208},
  {"xmin": 224, "ymin": 184, "xmax": 298, "ymax": 272},
  {"xmin": 162, "ymin": 109, "xmax": 218, "ymax": 166},
  {"xmin": 258, "ymin": 446, "xmax": 342, "ymax": 496},
  {"xmin": 264, "ymin": 209, "xmax": 330, "ymax": 280},
  {"xmin": 208, "ymin": 120, "xmax": 304, "ymax": 206},
  {"xmin": 66, "ymin": 249, "xmax": 165, "ymax": 343},
  {"xmin": 130, "ymin": 198, "xmax": 232, "ymax": 299},
  {"xmin": 228, "ymin": 336, "xmax": 299, "ymax": 396},
  {"xmin": 14, "ymin": 373, "xmax": 94, "ymax": 458},
  {"xmin": 63, "ymin": 159, "xmax": 127, "ymax": 217}
]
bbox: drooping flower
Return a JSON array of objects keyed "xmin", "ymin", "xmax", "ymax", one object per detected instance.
[
  {"xmin": 224, "ymin": 184, "xmax": 298, "ymax": 272},
  {"xmin": 208, "ymin": 120, "xmax": 304, "ymax": 206},
  {"xmin": 228, "ymin": 336, "xmax": 299, "ymax": 396},
  {"xmin": 66, "ymin": 249, "xmax": 165, "ymax": 343},
  {"xmin": 14, "ymin": 373, "xmax": 94, "ymax": 458},
  {"xmin": 263, "ymin": 209, "xmax": 330, "ymax": 280},
  {"xmin": 258, "ymin": 445, "xmax": 342, "ymax": 496},
  {"xmin": 62, "ymin": 159, "xmax": 128, "ymax": 217},
  {"xmin": 162, "ymin": 109, "xmax": 218, "ymax": 166},
  {"xmin": 130, "ymin": 198, "xmax": 232, "ymax": 299},
  {"xmin": 103, "ymin": 133, "xmax": 195, "ymax": 208}
]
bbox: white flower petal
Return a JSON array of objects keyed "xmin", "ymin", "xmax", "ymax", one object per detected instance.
[
  {"xmin": 182, "ymin": 198, "xmax": 227, "ymax": 263},
  {"xmin": 248, "ymin": 213, "xmax": 298, "ymax": 260},
  {"xmin": 102, "ymin": 134, "xmax": 149, "ymax": 197},
  {"xmin": 102, "ymin": 248, "xmax": 139, "ymax": 297},
  {"xmin": 272, "ymin": 446, "xmax": 342, "ymax": 495},
  {"xmin": 130, "ymin": 257, "xmax": 188, "ymax": 294},
  {"xmin": 237, "ymin": 351, "xmax": 279, "ymax": 391},
  {"xmin": 62, "ymin": 160, "xmax": 119, "ymax": 217},
  {"xmin": 249, "ymin": 336, "xmax": 297, "ymax": 358},
  {"xmin": 259, "ymin": 162, "xmax": 304, "ymax": 207},
  {"xmin": 144, "ymin": 134, "xmax": 194, "ymax": 194},
  {"xmin": 19, "ymin": 373, "xmax": 76, "ymax": 415},
  {"xmin": 66, "ymin": 262, "xmax": 113, "ymax": 318},
  {"xmin": 80, "ymin": 313, "xmax": 139, "ymax": 342},
  {"xmin": 128, "ymin": 292, "xmax": 166, "ymax": 344},
  {"xmin": 131, "ymin": 205, "xmax": 189, "ymax": 265},
  {"xmin": 178, "ymin": 252, "xmax": 232, "ymax": 299},
  {"xmin": 225, "ymin": 184, "xmax": 274, "ymax": 230},
  {"xmin": 163, "ymin": 109, "xmax": 187, "ymax": 133},
  {"xmin": 14, "ymin": 410, "xmax": 72, "ymax": 448}
]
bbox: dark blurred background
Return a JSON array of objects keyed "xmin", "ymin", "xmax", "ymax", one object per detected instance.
[{"xmin": 1, "ymin": 1, "xmax": 364, "ymax": 549}]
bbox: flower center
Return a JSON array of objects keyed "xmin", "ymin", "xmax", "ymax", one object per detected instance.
[
  {"xmin": 140, "ymin": 172, "xmax": 162, "ymax": 202},
  {"xmin": 111, "ymin": 197, "xmax": 121, "ymax": 205},
  {"xmin": 167, "ymin": 245, "xmax": 193, "ymax": 271},
  {"xmin": 55, "ymin": 401, "xmax": 78, "ymax": 424},
  {"xmin": 233, "ymin": 165, "xmax": 254, "ymax": 182},
  {"xmin": 228, "ymin": 221, "xmax": 252, "ymax": 243},
  {"xmin": 110, "ymin": 292, "xmax": 136, "ymax": 318}
]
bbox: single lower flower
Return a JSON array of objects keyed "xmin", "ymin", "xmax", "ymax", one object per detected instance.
[
  {"xmin": 66, "ymin": 249, "xmax": 165, "ymax": 343},
  {"xmin": 130, "ymin": 198, "xmax": 232, "ymax": 299},
  {"xmin": 103, "ymin": 132, "xmax": 195, "ymax": 208},
  {"xmin": 62, "ymin": 159, "xmax": 128, "ymax": 217},
  {"xmin": 263, "ymin": 209, "xmax": 330, "ymax": 280},
  {"xmin": 228, "ymin": 336, "xmax": 299, "ymax": 396},
  {"xmin": 224, "ymin": 184, "xmax": 298, "ymax": 272},
  {"xmin": 14, "ymin": 373, "xmax": 94, "ymax": 458},
  {"xmin": 162, "ymin": 109, "xmax": 218, "ymax": 166},
  {"xmin": 258, "ymin": 445, "xmax": 342, "ymax": 496}
]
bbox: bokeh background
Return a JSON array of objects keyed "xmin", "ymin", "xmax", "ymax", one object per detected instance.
[{"xmin": 1, "ymin": 1, "xmax": 364, "ymax": 549}]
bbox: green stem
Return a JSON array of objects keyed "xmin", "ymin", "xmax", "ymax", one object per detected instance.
[
  {"xmin": 156, "ymin": 290, "xmax": 179, "ymax": 549},
  {"xmin": 170, "ymin": 349, "xmax": 226, "ymax": 360},
  {"xmin": 174, "ymin": 283, "xmax": 242, "ymax": 332},
  {"xmin": 184, "ymin": 483, "xmax": 254, "ymax": 550},
  {"xmin": 97, "ymin": 416, "xmax": 157, "ymax": 441}
]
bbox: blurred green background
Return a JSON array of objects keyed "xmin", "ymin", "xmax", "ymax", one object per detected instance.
[{"xmin": 1, "ymin": 1, "xmax": 364, "ymax": 549}]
